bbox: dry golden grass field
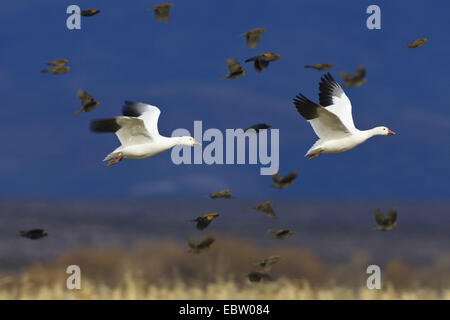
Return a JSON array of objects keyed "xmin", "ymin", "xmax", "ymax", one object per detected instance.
[{"xmin": 1, "ymin": 237, "xmax": 449, "ymax": 299}]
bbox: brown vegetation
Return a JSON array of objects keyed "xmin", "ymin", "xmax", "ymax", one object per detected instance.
[{"xmin": 0, "ymin": 236, "xmax": 449, "ymax": 299}]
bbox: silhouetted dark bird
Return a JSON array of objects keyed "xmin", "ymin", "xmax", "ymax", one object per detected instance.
[
  {"xmin": 271, "ymin": 171, "xmax": 298, "ymax": 189},
  {"xmin": 188, "ymin": 236, "xmax": 215, "ymax": 253},
  {"xmin": 268, "ymin": 229, "xmax": 293, "ymax": 240},
  {"xmin": 209, "ymin": 189, "xmax": 231, "ymax": 199},
  {"xmin": 74, "ymin": 89, "xmax": 100, "ymax": 115},
  {"xmin": 148, "ymin": 3, "xmax": 173, "ymax": 23},
  {"xmin": 245, "ymin": 53, "xmax": 282, "ymax": 72},
  {"xmin": 373, "ymin": 208, "xmax": 397, "ymax": 231},
  {"xmin": 46, "ymin": 59, "xmax": 69, "ymax": 67},
  {"xmin": 221, "ymin": 58, "xmax": 246, "ymax": 79},
  {"xmin": 304, "ymin": 63, "xmax": 333, "ymax": 71},
  {"xmin": 255, "ymin": 256, "xmax": 281, "ymax": 272},
  {"xmin": 248, "ymin": 271, "xmax": 271, "ymax": 282},
  {"xmin": 41, "ymin": 65, "xmax": 70, "ymax": 74},
  {"xmin": 245, "ymin": 123, "xmax": 271, "ymax": 133},
  {"xmin": 406, "ymin": 38, "xmax": 428, "ymax": 48},
  {"xmin": 251, "ymin": 201, "xmax": 276, "ymax": 218},
  {"xmin": 80, "ymin": 9, "xmax": 101, "ymax": 17},
  {"xmin": 339, "ymin": 66, "xmax": 367, "ymax": 88},
  {"xmin": 242, "ymin": 28, "xmax": 265, "ymax": 48},
  {"xmin": 192, "ymin": 213, "xmax": 219, "ymax": 231},
  {"xmin": 20, "ymin": 229, "xmax": 48, "ymax": 240}
]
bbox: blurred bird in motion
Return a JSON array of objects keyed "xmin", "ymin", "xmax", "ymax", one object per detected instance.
[
  {"xmin": 80, "ymin": 9, "xmax": 101, "ymax": 17},
  {"xmin": 251, "ymin": 201, "xmax": 276, "ymax": 218},
  {"xmin": 247, "ymin": 271, "xmax": 271, "ymax": 282},
  {"xmin": 242, "ymin": 28, "xmax": 266, "ymax": 48},
  {"xmin": 406, "ymin": 38, "xmax": 428, "ymax": 48},
  {"xmin": 41, "ymin": 65, "xmax": 70, "ymax": 75},
  {"xmin": 20, "ymin": 229, "xmax": 48, "ymax": 240},
  {"xmin": 74, "ymin": 89, "xmax": 100, "ymax": 115},
  {"xmin": 255, "ymin": 256, "xmax": 281, "ymax": 272},
  {"xmin": 245, "ymin": 53, "xmax": 282, "ymax": 72},
  {"xmin": 339, "ymin": 66, "xmax": 367, "ymax": 88},
  {"xmin": 148, "ymin": 3, "xmax": 173, "ymax": 23},
  {"xmin": 209, "ymin": 189, "xmax": 231, "ymax": 199},
  {"xmin": 221, "ymin": 58, "xmax": 247, "ymax": 79},
  {"xmin": 373, "ymin": 208, "xmax": 397, "ymax": 231},
  {"xmin": 304, "ymin": 63, "xmax": 333, "ymax": 71},
  {"xmin": 192, "ymin": 213, "xmax": 219, "ymax": 231},
  {"xmin": 271, "ymin": 171, "xmax": 298, "ymax": 189},
  {"xmin": 269, "ymin": 229, "xmax": 293, "ymax": 240},
  {"xmin": 188, "ymin": 236, "xmax": 215, "ymax": 253},
  {"xmin": 45, "ymin": 59, "xmax": 69, "ymax": 67},
  {"xmin": 245, "ymin": 123, "xmax": 271, "ymax": 133}
]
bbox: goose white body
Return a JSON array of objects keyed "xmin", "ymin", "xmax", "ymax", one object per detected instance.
[
  {"xmin": 294, "ymin": 73, "xmax": 395, "ymax": 159},
  {"xmin": 91, "ymin": 101, "xmax": 200, "ymax": 164},
  {"xmin": 106, "ymin": 136, "xmax": 181, "ymax": 160},
  {"xmin": 307, "ymin": 129, "xmax": 381, "ymax": 155}
]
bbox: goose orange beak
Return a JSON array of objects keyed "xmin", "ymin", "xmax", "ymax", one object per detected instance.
[
  {"xmin": 388, "ymin": 129, "xmax": 396, "ymax": 135},
  {"xmin": 193, "ymin": 140, "xmax": 201, "ymax": 146}
]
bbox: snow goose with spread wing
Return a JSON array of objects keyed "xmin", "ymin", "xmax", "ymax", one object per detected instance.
[
  {"xmin": 90, "ymin": 101, "xmax": 200, "ymax": 166},
  {"xmin": 293, "ymin": 73, "xmax": 395, "ymax": 160}
]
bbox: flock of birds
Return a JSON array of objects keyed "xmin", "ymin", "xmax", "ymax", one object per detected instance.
[
  {"xmin": 186, "ymin": 176, "xmax": 397, "ymax": 281},
  {"xmin": 21, "ymin": 3, "xmax": 425, "ymax": 282}
]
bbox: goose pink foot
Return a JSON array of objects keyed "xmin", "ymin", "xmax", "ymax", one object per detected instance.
[
  {"xmin": 308, "ymin": 153, "xmax": 321, "ymax": 160},
  {"xmin": 106, "ymin": 156, "xmax": 123, "ymax": 167}
]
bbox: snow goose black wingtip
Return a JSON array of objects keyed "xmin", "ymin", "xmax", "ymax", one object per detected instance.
[
  {"xmin": 90, "ymin": 118, "xmax": 121, "ymax": 133},
  {"xmin": 321, "ymin": 72, "xmax": 334, "ymax": 83},
  {"xmin": 293, "ymin": 94, "xmax": 319, "ymax": 120},
  {"xmin": 122, "ymin": 101, "xmax": 144, "ymax": 117},
  {"xmin": 319, "ymin": 73, "xmax": 344, "ymax": 107},
  {"xmin": 122, "ymin": 101, "xmax": 161, "ymax": 118}
]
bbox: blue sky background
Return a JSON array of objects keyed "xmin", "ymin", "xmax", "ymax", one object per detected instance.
[{"xmin": 0, "ymin": 0, "xmax": 449, "ymax": 200}]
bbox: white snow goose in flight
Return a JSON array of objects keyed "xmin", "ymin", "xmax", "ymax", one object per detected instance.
[
  {"xmin": 293, "ymin": 73, "xmax": 395, "ymax": 160},
  {"xmin": 90, "ymin": 101, "xmax": 201, "ymax": 166}
]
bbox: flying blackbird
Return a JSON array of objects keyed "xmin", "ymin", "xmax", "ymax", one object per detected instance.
[
  {"xmin": 20, "ymin": 229, "xmax": 48, "ymax": 240},
  {"xmin": 247, "ymin": 271, "xmax": 271, "ymax": 282},
  {"xmin": 373, "ymin": 208, "xmax": 397, "ymax": 231},
  {"xmin": 255, "ymin": 256, "xmax": 281, "ymax": 272},
  {"xmin": 251, "ymin": 201, "xmax": 276, "ymax": 218},
  {"xmin": 221, "ymin": 58, "xmax": 246, "ymax": 79},
  {"xmin": 339, "ymin": 66, "xmax": 367, "ymax": 88},
  {"xmin": 304, "ymin": 63, "xmax": 333, "ymax": 71},
  {"xmin": 242, "ymin": 28, "xmax": 265, "ymax": 48},
  {"xmin": 406, "ymin": 38, "xmax": 428, "ymax": 48},
  {"xmin": 192, "ymin": 213, "xmax": 219, "ymax": 231},
  {"xmin": 268, "ymin": 229, "xmax": 293, "ymax": 240},
  {"xmin": 74, "ymin": 89, "xmax": 100, "ymax": 115},
  {"xmin": 80, "ymin": 9, "xmax": 101, "ymax": 17},
  {"xmin": 209, "ymin": 189, "xmax": 231, "ymax": 199},
  {"xmin": 188, "ymin": 236, "xmax": 215, "ymax": 253},
  {"xmin": 271, "ymin": 171, "xmax": 298, "ymax": 189},
  {"xmin": 41, "ymin": 65, "xmax": 70, "ymax": 75},
  {"xmin": 245, "ymin": 53, "xmax": 282, "ymax": 72},
  {"xmin": 148, "ymin": 3, "xmax": 173, "ymax": 23},
  {"xmin": 45, "ymin": 59, "xmax": 69, "ymax": 67}
]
